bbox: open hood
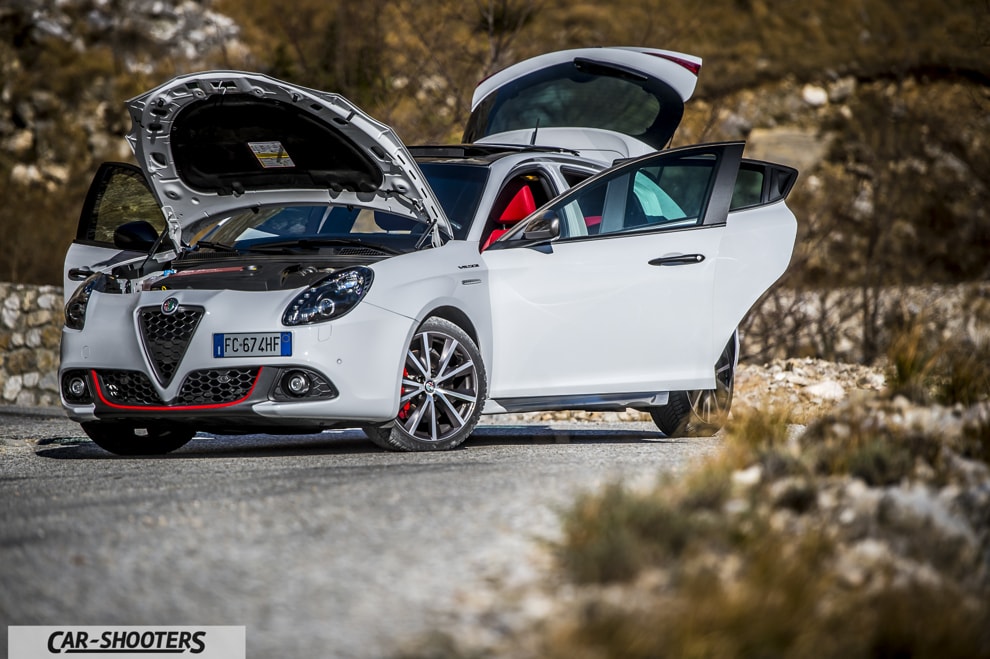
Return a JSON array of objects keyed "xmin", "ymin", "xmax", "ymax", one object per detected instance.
[
  {"xmin": 126, "ymin": 71, "xmax": 451, "ymax": 249},
  {"xmin": 463, "ymin": 47, "xmax": 702, "ymax": 163}
]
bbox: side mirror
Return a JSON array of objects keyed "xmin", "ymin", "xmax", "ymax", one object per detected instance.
[
  {"xmin": 113, "ymin": 220, "xmax": 160, "ymax": 251},
  {"xmin": 68, "ymin": 267, "xmax": 94, "ymax": 282},
  {"xmin": 521, "ymin": 212, "xmax": 560, "ymax": 242}
]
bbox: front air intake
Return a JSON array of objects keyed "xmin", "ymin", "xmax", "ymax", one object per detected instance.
[{"xmin": 138, "ymin": 305, "xmax": 204, "ymax": 386}]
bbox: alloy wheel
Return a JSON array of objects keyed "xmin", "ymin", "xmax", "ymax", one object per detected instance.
[
  {"xmin": 396, "ymin": 328, "xmax": 481, "ymax": 443},
  {"xmin": 685, "ymin": 356, "xmax": 734, "ymax": 427}
]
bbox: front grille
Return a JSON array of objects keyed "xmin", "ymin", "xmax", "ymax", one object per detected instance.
[
  {"xmin": 175, "ymin": 368, "xmax": 259, "ymax": 405},
  {"xmin": 139, "ymin": 305, "xmax": 204, "ymax": 386},
  {"xmin": 95, "ymin": 367, "xmax": 259, "ymax": 407},
  {"xmin": 99, "ymin": 370, "xmax": 163, "ymax": 405}
]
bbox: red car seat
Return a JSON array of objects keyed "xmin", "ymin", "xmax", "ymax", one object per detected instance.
[{"xmin": 481, "ymin": 185, "xmax": 536, "ymax": 251}]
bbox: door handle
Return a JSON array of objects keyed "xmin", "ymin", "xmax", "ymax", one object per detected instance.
[{"xmin": 648, "ymin": 254, "xmax": 705, "ymax": 266}]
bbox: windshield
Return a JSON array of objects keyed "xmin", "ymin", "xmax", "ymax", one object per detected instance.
[{"xmin": 188, "ymin": 162, "xmax": 489, "ymax": 252}]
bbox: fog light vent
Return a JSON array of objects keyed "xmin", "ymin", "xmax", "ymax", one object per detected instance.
[
  {"xmin": 271, "ymin": 368, "xmax": 337, "ymax": 402},
  {"xmin": 61, "ymin": 370, "xmax": 93, "ymax": 404},
  {"xmin": 284, "ymin": 371, "xmax": 312, "ymax": 397}
]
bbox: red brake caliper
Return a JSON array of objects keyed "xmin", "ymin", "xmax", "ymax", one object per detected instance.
[{"xmin": 398, "ymin": 368, "xmax": 411, "ymax": 420}]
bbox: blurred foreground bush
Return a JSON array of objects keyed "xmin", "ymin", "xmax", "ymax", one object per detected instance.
[{"xmin": 539, "ymin": 330, "xmax": 990, "ymax": 658}]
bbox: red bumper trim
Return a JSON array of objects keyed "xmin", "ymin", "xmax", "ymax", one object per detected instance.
[{"xmin": 90, "ymin": 368, "xmax": 262, "ymax": 411}]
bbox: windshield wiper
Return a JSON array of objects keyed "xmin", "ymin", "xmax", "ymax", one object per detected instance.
[
  {"xmin": 193, "ymin": 240, "xmax": 240, "ymax": 253},
  {"xmin": 247, "ymin": 238, "xmax": 400, "ymax": 255}
]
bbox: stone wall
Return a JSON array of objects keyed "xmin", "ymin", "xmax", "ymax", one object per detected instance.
[
  {"xmin": 0, "ymin": 283, "xmax": 62, "ymax": 407},
  {"xmin": 741, "ymin": 282, "xmax": 990, "ymax": 364},
  {"xmin": 1, "ymin": 281, "xmax": 987, "ymax": 409}
]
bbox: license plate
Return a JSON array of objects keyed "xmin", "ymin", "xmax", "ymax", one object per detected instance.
[{"xmin": 213, "ymin": 332, "xmax": 292, "ymax": 358}]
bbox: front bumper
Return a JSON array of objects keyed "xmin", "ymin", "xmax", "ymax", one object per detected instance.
[{"xmin": 59, "ymin": 288, "xmax": 413, "ymax": 429}]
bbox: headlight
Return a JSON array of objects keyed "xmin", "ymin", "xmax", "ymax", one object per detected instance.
[
  {"xmin": 64, "ymin": 273, "xmax": 107, "ymax": 330},
  {"xmin": 282, "ymin": 267, "xmax": 374, "ymax": 326}
]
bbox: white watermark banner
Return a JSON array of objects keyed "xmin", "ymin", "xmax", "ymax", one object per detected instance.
[{"xmin": 8, "ymin": 626, "xmax": 245, "ymax": 659}]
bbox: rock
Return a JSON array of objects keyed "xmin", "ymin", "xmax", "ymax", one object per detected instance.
[
  {"xmin": 40, "ymin": 323, "xmax": 62, "ymax": 348},
  {"xmin": 802, "ymin": 84, "xmax": 829, "ymax": 107},
  {"xmin": 5, "ymin": 350, "xmax": 35, "ymax": 373},
  {"xmin": 880, "ymin": 484, "xmax": 976, "ymax": 545},
  {"xmin": 803, "ymin": 380, "xmax": 846, "ymax": 401},
  {"xmin": 745, "ymin": 127, "xmax": 830, "ymax": 173},
  {"xmin": 835, "ymin": 538, "xmax": 891, "ymax": 588},
  {"xmin": 42, "ymin": 164, "xmax": 69, "ymax": 188},
  {"xmin": 9, "ymin": 164, "xmax": 43, "ymax": 186},
  {"xmin": 1, "ymin": 308, "xmax": 18, "ymax": 330},
  {"xmin": 40, "ymin": 371, "xmax": 60, "ymax": 393},
  {"xmin": 2, "ymin": 130, "xmax": 33, "ymax": 155},
  {"xmin": 732, "ymin": 465, "xmax": 763, "ymax": 487},
  {"xmin": 828, "ymin": 77, "xmax": 857, "ymax": 103},
  {"xmin": 3, "ymin": 374, "xmax": 23, "ymax": 402},
  {"xmin": 720, "ymin": 111, "xmax": 753, "ymax": 138},
  {"xmin": 26, "ymin": 309, "xmax": 53, "ymax": 327},
  {"xmin": 25, "ymin": 328, "xmax": 42, "ymax": 348}
]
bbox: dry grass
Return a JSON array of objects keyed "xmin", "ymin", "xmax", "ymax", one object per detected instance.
[
  {"xmin": 397, "ymin": 372, "xmax": 990, "ymax": 659},
  {"xmin": 539, "ymin": 383, "xmax": 990, "ymax": 659},
  {"xmin": 885, "ymin": 301, "xmax": 990, "ymax": 407}
]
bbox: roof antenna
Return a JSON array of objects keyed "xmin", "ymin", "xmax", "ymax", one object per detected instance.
[{"xmin": 529, "ymin": 117, "xmax": 540, "ymax": 145}]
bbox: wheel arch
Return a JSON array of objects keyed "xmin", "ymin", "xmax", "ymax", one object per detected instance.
[
  {"xmin": 725, "ymin": 327, "xmax": 740, "ymax": 369},
  {"xmin": 422, "ymin": 305, "xmax": 481, "ymax": 350}
]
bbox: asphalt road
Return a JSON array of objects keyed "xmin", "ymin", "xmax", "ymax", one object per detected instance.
[{"xmin": 0, "ymin": 407, "xmax": 719, "ymax": 658}]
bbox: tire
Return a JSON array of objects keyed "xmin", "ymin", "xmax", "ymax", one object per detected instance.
[
  {"xmin": 651, "ymin": 332, "xmax": 736, "ymax": 437},
  {"xmin": 363, "ymin": 317, "xmax": 486, "ymax": 451},
  {"xmin": 82, "ymin": 421, "xmax": 194, "ymax": 456}
]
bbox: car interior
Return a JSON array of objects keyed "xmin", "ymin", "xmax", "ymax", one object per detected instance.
[{"xmin": 480, "ymin": 173, "xmax": 552, "ymax": 251}]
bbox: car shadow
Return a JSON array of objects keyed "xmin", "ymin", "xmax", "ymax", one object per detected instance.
[
  {"xmin": 33, "ymin": 423, "xmax": 680, "ymax": 460},
  {"xmin": 34, "ymin": 430, "xmax": 378, "ymax": 460},
  {"xmin": 469, "ymin": 424, "xmax": 677, "ymax": 446}
]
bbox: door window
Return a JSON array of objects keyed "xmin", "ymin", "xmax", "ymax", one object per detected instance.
[
  {"xmin": 542, "ymin": 152, "xmax": 719, "ymax": 239},
  {"xmin": 730, "ymin": 165, "xmax": 766, "ymax": 210},
  {"xmin": 77, "ymin": 163, "xmax": 163, "ymax": 245}
]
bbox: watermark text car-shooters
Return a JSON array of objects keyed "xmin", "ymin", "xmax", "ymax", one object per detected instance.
[{"xmin": 8, "ymin": 626, "xmax": 245, "ymax": 659}]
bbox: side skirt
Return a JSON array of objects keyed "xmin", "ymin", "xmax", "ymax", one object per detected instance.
[{"xmin": 485, "ymin": 391, "xmax": 670, "ymax": 415}]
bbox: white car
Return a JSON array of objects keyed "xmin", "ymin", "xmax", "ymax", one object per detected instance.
[{"xmin": 59, "ymin": 47, "xmax": 798, "ymax": 455}]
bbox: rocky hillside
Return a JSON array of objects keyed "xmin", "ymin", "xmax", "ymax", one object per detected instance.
[
  {"xmin": 1, "ymin": 0, "xmax": 988, "ymax": 336},
  {"xmin": 0, "ymin": 0, "xmax": 245, "ymax": 282}
]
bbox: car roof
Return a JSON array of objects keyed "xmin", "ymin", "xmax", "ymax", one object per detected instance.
[{"xmin": 408, "ymin": 143, "xmax": 582, "ymax": 166}]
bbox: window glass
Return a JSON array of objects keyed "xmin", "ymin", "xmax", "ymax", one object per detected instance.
[
  {"xmin": 633, "ymin": 171, "xmax": 687, "ymax": 220},
  {"xmin": 640, "ymin": 159, "xmax": 715, "ymax": 222},
  {"xmin": 463, "ymin": 60, "xmax": 685, "ymax": 150},
  {"xmin": 487, "ymin": 75, "xmax": 660, "ymax": 137},
  {"xmin": 562, "ymin": 168, "xmax": 594, "ymax": 188},
  {"xmin": 555, "ymin": 179, "xmax": 607, "ymax": 238},
  {"xmin": 87, "ymin": 168, "xmax": 164, "ymax": 244},
  {"xmin": 731, "ymin": 166, "xmax": 765, "ymax": 210},
  {"xmin": 418, "ymin": 163, "xmax": 488, "ymax": 237},
  {"xmin": 524, "ymin": 152, "xmax": 719, "ymax": 241},
  {"xmin": 203, "ymin": 204, "xmax": 432, "ymax": 248},
  {"xmin": 189, "ymin": 162, "xmax": 489, "ymax": 250},
  {"xmin": 583, "ymin": 159, "xmax": 714, "ymax": 237}
]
